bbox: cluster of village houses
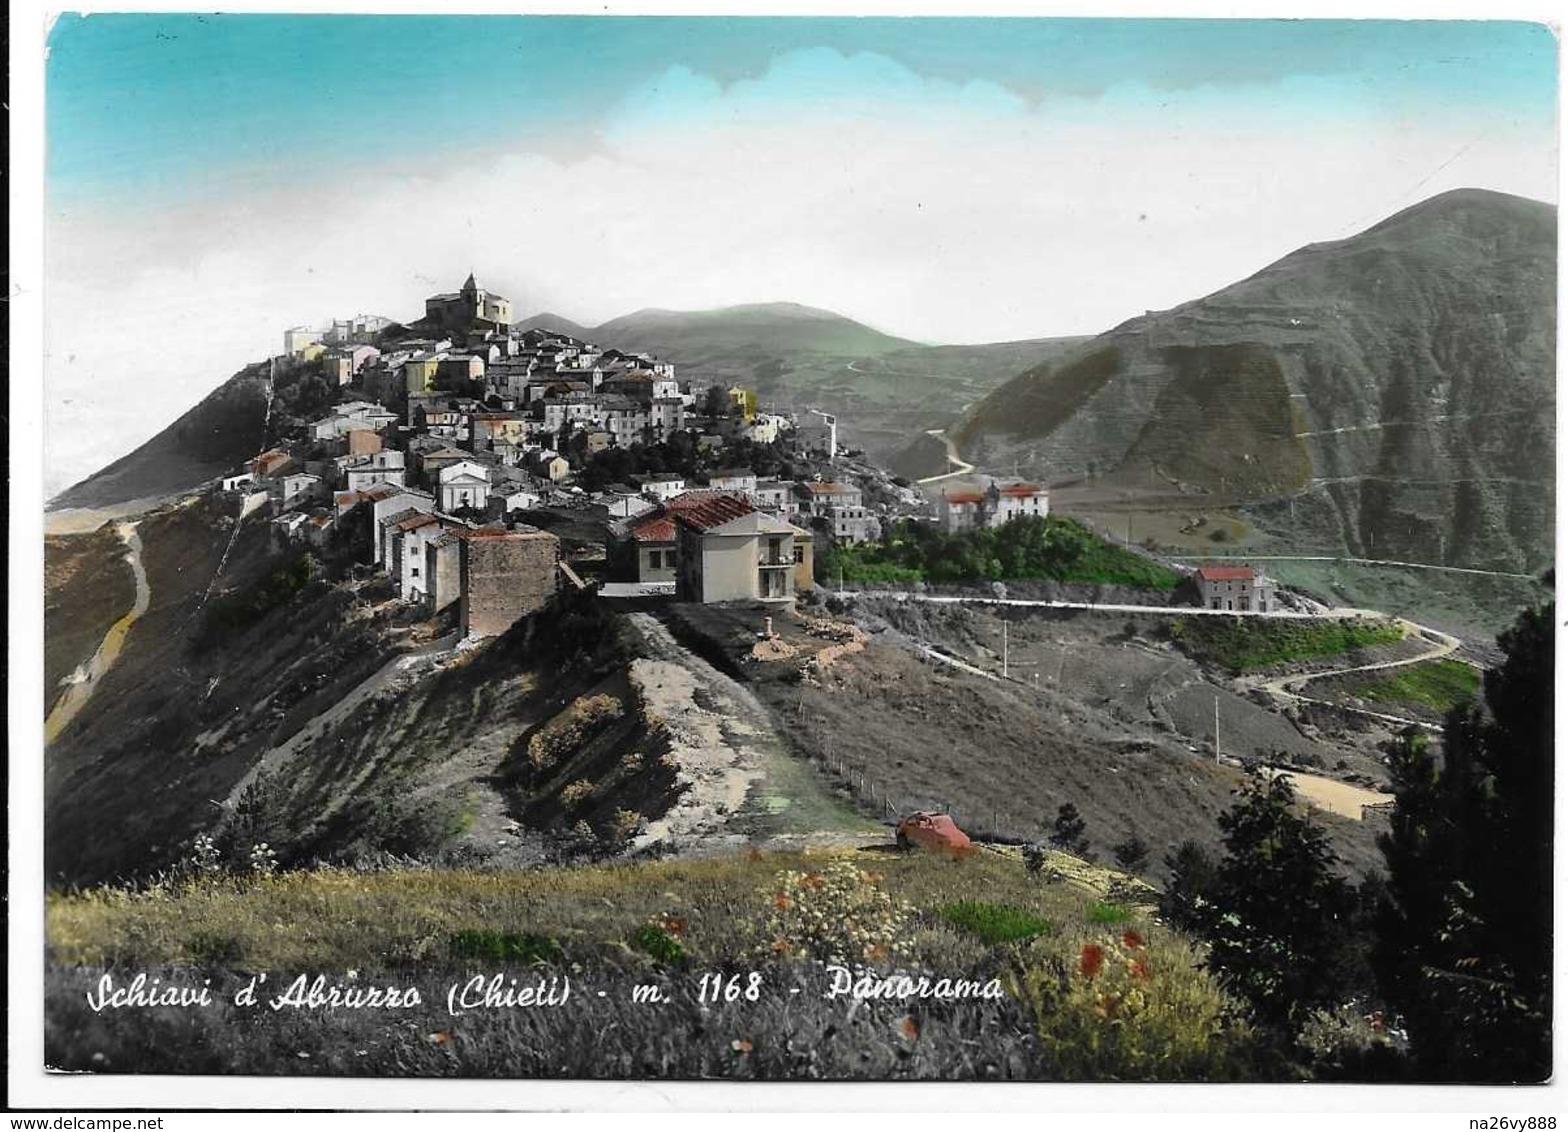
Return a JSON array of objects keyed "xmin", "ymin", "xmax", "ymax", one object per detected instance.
[{"xmin": 222, "ymin": 274, "xmax": 1267, "ymax": 642}]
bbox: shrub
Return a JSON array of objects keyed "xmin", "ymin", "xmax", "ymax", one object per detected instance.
[
  {"xmin": 1085, "ymin": 901, "xmax": 1132, "ymax": 925},
  {"xmin": 606, "ymin": 808, "xmax": 644, "ymax": 845},
  {"xmin": 941, "ymin": 901, "xmax": 1051, "ymax": 945},
  {"xmin": 1008, "ymin": 928, "xmax": 1252, "ymax": 1080},
  {"xmin": 527, "ymin": 694, "xmax": 624, "ymax": 774},
  {"xmin": 183, "ymin": 930, "xmax": 244, "ymax": 968},
  {"xmin": 630, "ymin": 919, "xmax": 687, "ymax": 966},
  {"xmin": 560, "ymin": 780, "xmax": 596, "ymax": 811},
  {"xmin": 448, "ymin": 930, "xmax": 563, "ymax": 966},
  {"xmin": 757, "ymin": 858, "xmax": 914, "ymax": 966}
]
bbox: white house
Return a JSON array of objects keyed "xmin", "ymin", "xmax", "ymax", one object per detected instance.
[
  {"xmin": 281, "ymin": 472, "xmax": 323, "ymax": 509},
  {"xmin": 493, "ymin": 486, "xmax": 544, "ymax": 514},
  {"xmin": 370, "ymin": 488, "xmax": 436, "ymax": 564},
  {"xmin": 751, "ymin": 479, "xmax": 797, "ymax": 518},
  {"xmin": 1195, "ymin": 565, "xmax": 1276, "ymax": 613},
  {"xmin": 643, "ymin": 473, "xmax": 687, "ymax": 502},
  {"xmin": 438, "ymin": 460, "xmax": 492, "ymax": 512},
  {"xmin": 708, "ymin": 468, "xmax": 758, "ymax": 494}
]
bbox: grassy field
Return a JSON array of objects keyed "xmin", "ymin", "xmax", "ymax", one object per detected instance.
[
  {"xmin": 1333, "ymin": 659, "xmax": 1481, "ymax": 717},
  {"xmin": 45, "ymin": 847, "xmax": 1262, "ymax": 1081},
  {"xmin": 1168, "ymin": 616, "xmax": 1406, "ymax": 675}
]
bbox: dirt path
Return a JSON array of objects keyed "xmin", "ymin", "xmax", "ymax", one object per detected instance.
[
  {"xmin": 45, "ymin": 522, "xmax": 150, "ymax": 745},
  {"xmin": 624, "ymin": 613, "xmax": 882, "ymax": 853},
  {"xmin": 1166, "ymin": 553, "xmax": 1539, "ymax": 582},
  {"xmin": 215, "ymin": 632, "xmax": 461, "ymax": 825},
  {"xmin": 914, "ymin": 429, "xmax": 976, "ymax": 486},
  {"xmin": 1264, "ymin": 767, "xmax": 1393, "ymax": 821},
  {"xmin": 1240, "ymin": 619, "xmax": 1461, "ymax": 733}
]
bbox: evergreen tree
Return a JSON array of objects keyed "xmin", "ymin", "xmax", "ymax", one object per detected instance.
[
  {"xmin": 1204, "ymin": 772, "xmax": 1353, "ymax": 1030},
  {"xmin": 1373, "ymin": 599, "xmax": 1552, "ymax": 1082},
  {"xmin": 1159, "ymin": 839, "xmax": 1219, "ymax": 935},
  {"xmin": 1048, "ymin": 802, "xmax": 1090, "ymax": 857},
  {"xmin": 1112, "ymin": 834, "xmax": 1150, "ymax": 874}
]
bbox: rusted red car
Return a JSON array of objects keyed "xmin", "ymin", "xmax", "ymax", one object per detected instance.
[{"xmin": 895, "ymin": 811, "xmax": 973, "ymax": 855}]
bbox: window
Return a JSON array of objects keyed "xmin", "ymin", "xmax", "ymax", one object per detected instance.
[{"xmin": 792, "ymin": 546, "xmax": 804, "ymax": 564}]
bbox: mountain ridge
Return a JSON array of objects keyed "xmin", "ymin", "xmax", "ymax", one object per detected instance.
[{"xmin": 955, "ymin": 187, "xmax": 1556, "ymax": 573}]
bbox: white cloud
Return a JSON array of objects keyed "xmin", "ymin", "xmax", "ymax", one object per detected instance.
[{"xmin": 44, "ymin": 46, "xmax": 1555, "ymax": 495}]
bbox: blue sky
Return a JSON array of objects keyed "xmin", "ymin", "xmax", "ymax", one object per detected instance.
[
  {"xmin": 41, "ymin": 14, "xmax": 1560, "ymax": 495},
  {"xmin": 47, "ymin": 16, "xmax": 1557, "ymax": 206}
]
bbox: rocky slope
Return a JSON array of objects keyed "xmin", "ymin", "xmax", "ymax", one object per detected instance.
[{"xmin": 956, "ymin": 189, "xmax": 1556, "ymax": 572}]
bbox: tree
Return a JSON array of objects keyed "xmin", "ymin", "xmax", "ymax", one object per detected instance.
[
  {"xmin": 1159, "ymin": 839, "xmax": 1219, "ymax": 936},
  {"xmin": 1373, "ymin": 599, "xmax": 1552, "ymax": 1082},
  {"xmin": 1048, "ymin": 802, "xmax": 1090, "ymax": 857},
  {"xmin": 1202, "ymin": 772, "xmax": 1353, "ymax": 1030},
  {"xmin": 1112, "ymin": 834, "xmax": 1150, "ymax": 874},
  {"xmin": 701, "ymin": 385, "xmax": 728, "ymax": 421}
]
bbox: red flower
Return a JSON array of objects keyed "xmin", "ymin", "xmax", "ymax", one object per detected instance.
[
  {"xmin": 1079, "ymin": 943, "xmax": 1106, "ymax": 979},
  {"xmin": 1122, "ymin": 929, "xmax": 1146, "ymax": 951},
  {"xmin": 1130, "ymin": 958, "xmax": 1152, "ymax": 983}
]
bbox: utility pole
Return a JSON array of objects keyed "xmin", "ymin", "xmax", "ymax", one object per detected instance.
[
  {"xmin": 1002, "ymin": 621, "xmax": 1009, "ymax": 679},
  {"xmin": 1214, "ymin": 696, "xmax": 1221, "ymax": 764}
]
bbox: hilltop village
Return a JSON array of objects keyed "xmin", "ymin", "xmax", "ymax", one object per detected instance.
[{"xmin": 227, "ymin": 275, "xmax": 1271, "ymax": 642}]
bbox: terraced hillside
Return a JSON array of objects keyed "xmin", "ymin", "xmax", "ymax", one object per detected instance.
[{"xmin": 955, "ymin": 189, "xmax": 1556, "ymax": 573}]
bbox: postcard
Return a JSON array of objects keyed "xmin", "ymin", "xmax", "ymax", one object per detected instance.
[{"xmin": 17, "ymin": 3, "xmax": 1560, "ymax": 1115}]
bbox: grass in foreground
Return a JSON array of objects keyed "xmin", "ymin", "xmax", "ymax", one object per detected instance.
[{"xmin": 46, "ymin": 847, "xmax": 1260, "ymax": 1081}]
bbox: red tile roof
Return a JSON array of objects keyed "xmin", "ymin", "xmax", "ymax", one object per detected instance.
[
  {"xmin": 631, "ymin": 517, "xmax": 676, "ymax": 543},
  {"xmin": 670, "ymin": 494, "xmax": 758, "ymax": 533},
  {"xmin": 998, "ymin": 483, "xmax": 1045, "ymax": 497},
  {"xmin": 943, "ymin": 490, "xmax": 985, "ymax": 505},
  {"xmin": 1197, "ymin": 565, "xmax": 1254, "ymax": 582},
  {"xmin": 664, "ymin": 489, "xmax": 735, "ymax": 512},
  {"xmin": 803, "ymin": 481, "xmax": 852, "ymax": 494}
]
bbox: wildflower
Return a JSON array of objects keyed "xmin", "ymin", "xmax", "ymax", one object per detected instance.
[
  {"xmin": 1122, "ymin": 929, "xmax": 1146, "ymax": 951},
  {"xmin": 1129, "ymin": 958, "xmax": 1152, "ymax": 983},
  {"xmin": 731, "ymin": 1038, "xmax": 753, "ymax": 1055},
  {"xmin": 774, "ymin": 891, "xmax": 791, "ymax": 910},
  {"xmin": 898, "ymin": 1015, "xmax": 921, "ymax": 1041},
  {"xmin": 425, "ymin": 1031, "xmax": 451, "ymax": 1045},
  {"xmin": 1079, "ymin": 943, "xmax": 1106, "ymax": 979}
]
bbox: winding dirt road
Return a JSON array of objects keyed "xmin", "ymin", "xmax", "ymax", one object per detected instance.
[
  {"xmin": 45, "ymin": 522, "xmax": 150, "ymax": 745},
  {"xmin": 1239, "ymin": 619, "xmax": 1462, "ymax": 733},
  {"xmin": 914, "ymin": 429, "xmax": 976, "ymax": 486}
]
